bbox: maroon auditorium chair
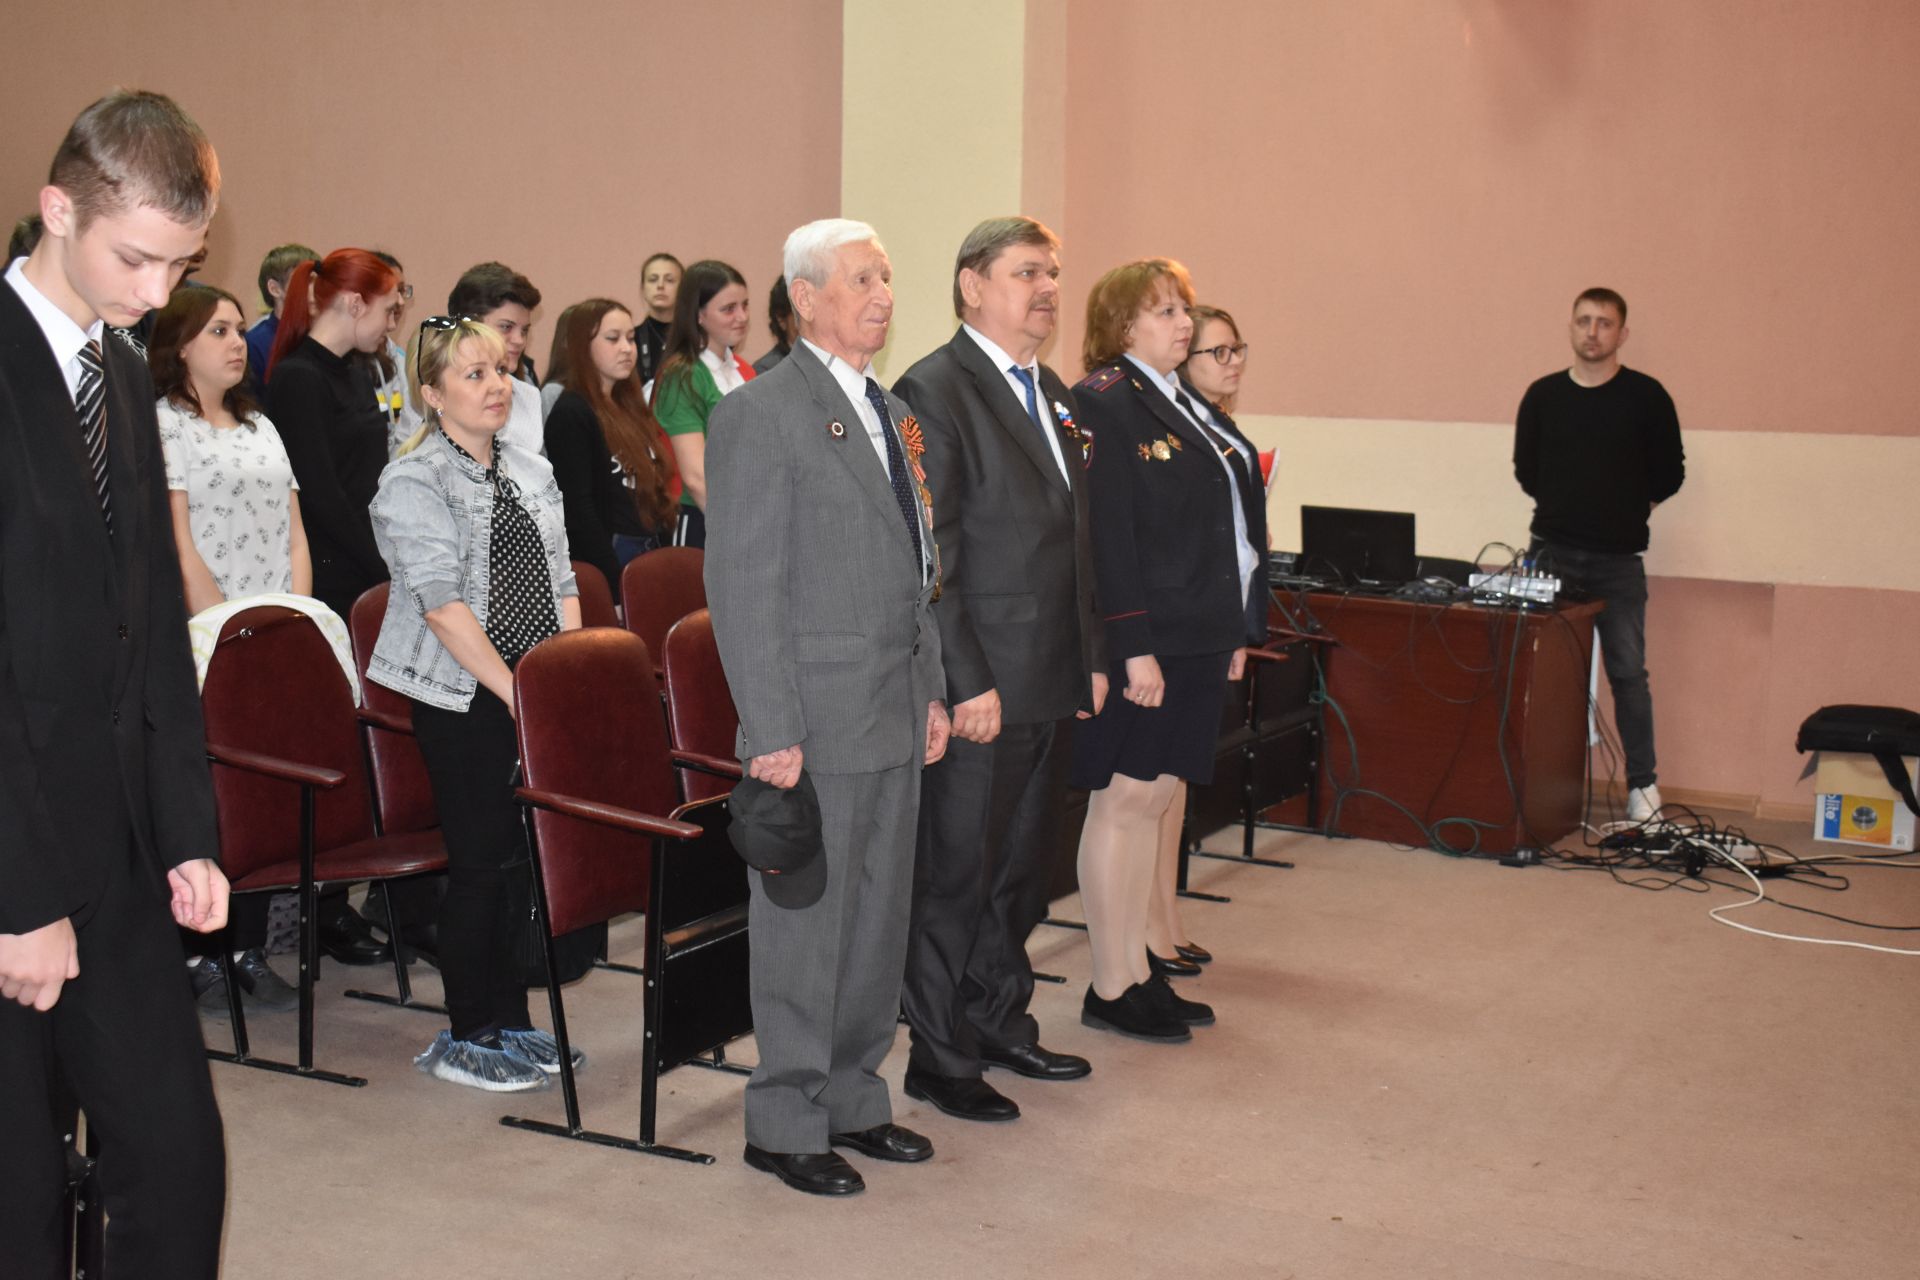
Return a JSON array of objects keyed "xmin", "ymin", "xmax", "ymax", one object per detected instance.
[
  {"xmin": 619, "ymin": 546, "xmax": 705, "ymax": 684},
  {"xmin": 200, "ymin": 606, "xmax": 446, "ymax": 1086},
  {"xmin": 501, "ymin": 628, "xmax": 752, "ymax": 1163},
  {"xmin": 572, "ymin": 557, "xmax": 620, "ymax": 629},
  {"xmin": 661, "ymin": 608, "xmax": 743, "ymax": 804}
]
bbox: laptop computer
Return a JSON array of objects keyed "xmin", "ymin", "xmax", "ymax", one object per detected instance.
[{"xmin": 1299, "ymin": 505, "xmax": 1418, "ymax": 587}]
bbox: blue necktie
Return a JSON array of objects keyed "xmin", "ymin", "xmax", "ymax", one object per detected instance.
[
  {"xmin": 1008, "ymin": 364, "xmax": 1045, "ymax": 432},
  {"xmin": 863, "ymin": 378, "xmax": 924, "ymax": 571}
]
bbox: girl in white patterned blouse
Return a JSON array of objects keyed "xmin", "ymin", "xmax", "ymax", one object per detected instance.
[{"xmin": 150, "ymin": 284, "xmax": 312, "ymax": 614}]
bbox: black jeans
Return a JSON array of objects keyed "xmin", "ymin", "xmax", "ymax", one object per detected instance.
[
  {"xmin": 410, "ymin": 688, "xmax": 533, "ymax": 1041},
  {"xmin": 1534, "ymin": 542, "xmax": 1657, "ymax": 788}
]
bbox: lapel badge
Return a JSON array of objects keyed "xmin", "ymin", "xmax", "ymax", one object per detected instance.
[
  {"xmin": 1164, "ymin": 433, "xmax": 1183, "ymax": 452},
  {"xmin": 1151, "ymin": 440, "xmax": 1173, "ymax": 461},
  {"xmin": 1136, "ymin": 443, "xmax": 1152, "ymax": 461},
  {"xmin": 1052, "ymin": 401, "xmax": 1079, "ymax": 437},
  {"xmin": 1129, "ymin": 378, "xmax": 1145, "ymax": 392},
  {"xmin": 828, "ymin": 419, "xmax": 846, "ymax": 439}
]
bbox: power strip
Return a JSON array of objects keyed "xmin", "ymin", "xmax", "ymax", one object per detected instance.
[{"xmin": 1468, "ymin": 571, "xmax": 1560, "ymax": 603}]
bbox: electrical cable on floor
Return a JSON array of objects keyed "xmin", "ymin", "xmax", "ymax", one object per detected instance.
[{"xmin": 1704, "ymin": 847, "xmax": 1920, "ymax": 956}]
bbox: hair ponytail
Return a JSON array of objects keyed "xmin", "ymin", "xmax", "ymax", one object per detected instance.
[{"xmin": 264, "ymin": 248, "xmax": 399, "ymax": 377}]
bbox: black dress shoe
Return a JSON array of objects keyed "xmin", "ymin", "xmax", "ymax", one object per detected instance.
[
  {"xmin": 743, "ymin": 1144, "xmax": 865, "ymax": 1196},
  {"xmin": 980, "ymin": 1041, "xmax": 1092, "ymax": 1081},
  {"xmin": 318, "ymin": 907, "xmax": 390, "ymax": 966},
  {"xmin": 189, "ymin": 955, "xmax": 229, "ymax": 1012},
  {"xmin": 1145, "ymin": 973, "xmax": 1215, "ymax": 1026},
  {"xmin": 231, "ymin": 949, "xmax": 299, "ymax": 1012},
  {"xmin": 1174, "ymin": 941, "xmax": 1213, "ymax": 965},
  {"xmin": 904, "ymin": 1067, "xmax": 1020, "ymax": 1121},
  {"xmin": 829, "ymin": 1122, "xmax": 934, "ymax": 1163},
  {"xmin": 1147, "ymin": 948, "xmax": 1202, "ymax": 978},
  {"xmin": 1080, "ymin": 985, "xmax": 1190, "ymax": 1042}
]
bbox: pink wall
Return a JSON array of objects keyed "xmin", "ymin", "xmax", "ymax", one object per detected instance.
[
  {"xmin": 0, "ymin": 1, "xmax": 842, "ymax": 350},
  {"xmin": 1059, "ymin": 2, "xmax": 1920, "ymax": 810},
  {"xmin": 1059, "ymin": 0, "xmax": 1920, "ymax": 436}
]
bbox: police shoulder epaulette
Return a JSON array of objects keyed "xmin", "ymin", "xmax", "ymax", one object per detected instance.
[{"xmin": 1075, "ymin": 364, "xmax": 1127, "ymax": 394}]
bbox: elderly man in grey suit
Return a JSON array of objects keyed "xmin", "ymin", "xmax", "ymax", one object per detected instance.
[{"xmin": 705, "ymin": 217, "xmax": 951, "ymax": 1197}]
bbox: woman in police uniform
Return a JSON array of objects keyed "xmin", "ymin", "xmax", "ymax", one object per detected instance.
[{"xmin": 1070, "ymin": 259, "xmax": 1267, "ymax": 1043}]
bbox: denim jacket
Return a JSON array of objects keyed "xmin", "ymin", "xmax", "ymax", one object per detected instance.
[{"xmin": 367, "ymin": 430, "xmax": 577, "ymax": 711}]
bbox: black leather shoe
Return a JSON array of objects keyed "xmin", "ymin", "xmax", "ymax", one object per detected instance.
[
  {"xmin": 189, "ymin": 955, "xmax": 229, "ymax": 1012},
  {"xmin": 231, "ymin": 949, "xmax": 299, "ymax": 1012},
  {"xmin": 1147, "ymin": 948, "xmax": 1202, "ymax": 978},
  {"xmin": 1081, "ymin": 985, "xmax": 1190, "ymax": 1042},
  {"xmin": 743, "ymin": 1144, "xmax": 865, "ymax": 1196},
  {"xmin": 1174, "ymin": 941, "xmax": 1213, "ymax": 965},
  {"xmin": 829, "ymin": 1122, "xmax": 934, "ymax": 1163},
  {"xmin": 1146, "ymin": 973, "xmax": 1215, "ymax": 1026},
  {"xmin": 980, "ymin": 1041, "xmax": 1092, "ymax": 1081},
  {"xmin": 318, "ymin": 907, "xmax": 390, "ymax": 966},
  {"xmin": 904, "ymin": 1067, "xmax": 1020, "ymax": 1121}
]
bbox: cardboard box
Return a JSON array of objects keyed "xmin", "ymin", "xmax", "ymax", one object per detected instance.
[{"xmin": 1813, "ymin": 751, "xmax": 1918, "ymax": 850}]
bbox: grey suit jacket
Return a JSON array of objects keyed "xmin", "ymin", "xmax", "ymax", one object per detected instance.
[
  {"xmin": 892, "ymin": 329, "xmax": 1104, "ymax": 724},
  {"xmin": 704, "ymin": 342, "xmax": 943, "ymax": 774}
]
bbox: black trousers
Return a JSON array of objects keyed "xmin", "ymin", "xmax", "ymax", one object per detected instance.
[
  {"xmin": 1534, "ymin": 542, "xmax": 1657, "ymax": 788},
  {"xmin": 903, "ymin": 718, "xmax": 1072, "ymax": 1078},
  {"xmin": 410, "ymin": 689, "xmax": 532, "ymax": 1041},
  {"xmin": 0, "ymin": 847, "xmax": 226, "ymax": 1279}
]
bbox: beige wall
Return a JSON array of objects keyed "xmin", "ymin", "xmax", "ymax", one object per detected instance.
[
  {"xmin": 0, "ymin": 0, "xmax": 843, "ymax": 357},
  {"xmin": 842, "ymin": 0, "xmax": 1028, "ymax": 381}
]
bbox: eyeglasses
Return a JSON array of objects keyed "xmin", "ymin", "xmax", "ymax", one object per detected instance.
[
  {"xmin": 397, "ymin": 282, "xmax": 415, "ymax": 303},
  {"xmin": 1192, "ymin": 342, "xmax": 1249, "ymax": 365}
]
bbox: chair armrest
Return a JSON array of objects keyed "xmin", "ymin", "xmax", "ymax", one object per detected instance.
[
  {"xmin": 670, "ymin": 749, "xmax": 745, "ymax": 781},
  {"xmin": 1243, "ymin": 647, "xmax": 1293, "ymax": 666},
  {"xmin": 515, "ymin": 787, "xmax": 704, "ymax": 841},
  {"xmin": 1266, "ymin": 626, "xmax": 1337, "ymax": 647},
  {"xmin": 357, "ymin": 706, "xmax": 414, "ymax": 736},
  {"xmin": 206, "ymin": 742, "xmax": 347, "ymax": 789}
]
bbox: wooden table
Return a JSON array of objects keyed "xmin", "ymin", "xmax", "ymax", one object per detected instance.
[{"xmin": 1293, "ymin": 593, "xmax": 1601, "ymax": 854}]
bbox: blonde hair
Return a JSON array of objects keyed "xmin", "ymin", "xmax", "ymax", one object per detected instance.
[{"xmin": 397, "ymin": 319, "xmax": 508, "ymax": 456}]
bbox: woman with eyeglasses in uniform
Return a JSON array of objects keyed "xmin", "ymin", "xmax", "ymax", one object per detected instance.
[
  {"xmin": 368, "ymin": 316, "xmax": 583, "ymax": 1092},
  {"xmin": 1146, "ymin": 304, "xmax": 1260, "ymax": 974}
]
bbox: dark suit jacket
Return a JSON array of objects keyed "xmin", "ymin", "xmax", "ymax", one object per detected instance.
[
  {"xmin": 1180, "ymin": 375, "xmax": 1271, "ymax": 643},
  {"xmin": 1075, "ymin": 361, "xmax": 1270, "ymax": 661},
  {"xmin": 893, "ymin": 329, "xmax": 1104, "ymax": 724},
  {"xmin": 0, "ymin": 285, "xmax": 218, "ymax": 934}
]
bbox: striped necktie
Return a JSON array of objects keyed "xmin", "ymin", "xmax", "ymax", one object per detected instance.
[{"xmin": 75, "ymin": 338, "xmax": 112, "ymax": 533}]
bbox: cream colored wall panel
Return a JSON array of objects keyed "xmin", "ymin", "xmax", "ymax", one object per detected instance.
[
  {"xmin": 842, "ymin": 0, "xmax": 1027, "ymax": 381},
  {"xmin": 1241, "ymin": 416, "xmax": 1920, "ymax": 593}
]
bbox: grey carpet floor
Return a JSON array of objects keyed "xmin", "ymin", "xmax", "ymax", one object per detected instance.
[{"xmin": 204, "ymin": 814, "xmax": 1920, "ymax": 1279}]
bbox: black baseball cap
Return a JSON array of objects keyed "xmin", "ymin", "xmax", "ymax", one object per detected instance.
[{"xmin": 727, "ymin": 773, "xmax": 827, "ymax": 909}]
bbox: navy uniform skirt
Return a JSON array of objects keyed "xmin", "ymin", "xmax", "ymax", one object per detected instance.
[{"xmin": 1069, "ymin": 649, "xmax": 1237, "ymax": 789}]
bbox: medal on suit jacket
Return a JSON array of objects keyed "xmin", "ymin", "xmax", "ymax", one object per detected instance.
[{"xmin": 899, "ymin": 413, "xmax": 932, "ymax": 516}]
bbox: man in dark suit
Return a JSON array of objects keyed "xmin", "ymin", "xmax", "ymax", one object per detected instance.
[
  {"xmin": 705, "ymin": 218, "xmax": 951, "ymax": 1196},
  {"xmin": 892, "ymin": 217, "xmax": 1106, "ymax": 1122},
  {"xmin": 0, "ymin": 91, "xmax": 229, "ymax": 1277}
]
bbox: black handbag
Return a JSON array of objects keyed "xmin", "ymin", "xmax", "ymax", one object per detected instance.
[{"xmin": 1795, "ymin": 705, "xmax": 1920, "ymax": 816}]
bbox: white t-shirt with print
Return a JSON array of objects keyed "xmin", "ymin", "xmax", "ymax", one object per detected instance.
[{"xmin": 156, "ymin": 397, "xmax": 302, "ymax": 600}]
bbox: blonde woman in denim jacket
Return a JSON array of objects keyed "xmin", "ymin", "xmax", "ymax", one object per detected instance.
[{"xmin": 368, "ymin": 316, "xmax": 582, "ymax": 1092}]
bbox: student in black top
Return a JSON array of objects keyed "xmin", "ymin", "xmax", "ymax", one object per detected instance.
[
  {"xmin": 264, "ymin": 248, "xmax": 403, "ymax": 620},
  {"xmin": 636, "ymin": 251, "xmax": 681, "ymax": 385},
  {"xmin": 0, "ymin": 88, "xmax": 228, "ymax": 1279},
  {"xmin": 753, "ymin": 275, "xmax": 796, "ymax": 374},
  {"xmin": 1069, "ymin": 259, "xmax": 1266, "ymax": 1043},
  {"xmin": 543, "ymin": 298, "xmax": 679, "ymax": 598},
  {"xmin": 1513, "ymin": 286, "xmax": 1684, "ymax": 821},
  {"xmin": 262, "ymin": 247, "xmax": 404, "ymax": 965}
]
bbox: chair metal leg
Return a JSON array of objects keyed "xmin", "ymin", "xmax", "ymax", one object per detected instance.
[
  {"xmin": 1176, "ymin": 800, "xmax": 1231, "ymax": 904},
  {"xmin": 345, "ymin": 880, "xmax": 447, "ymax": 1014},
  {"xmin": 1041, "ymin": 916, "xmax": 1088, "ymax": 931},
  {"xmin": 682, "ymin": 1046, "xmax": 754, "ymax": 1077},
  {"xmin": 206, "ymin": 788, "xmax": 367, "ymax": 1087},
  {"xmin": 591, "ymin": 957, "xmax": 645, "ymax": 976},
  {"xmin": 500, "ymin": 817, "xmax": 712, "ymax": 1163},
  {"xmin": 1031, "ymin": 971, "xmax": 1068, "ymax": 984}
]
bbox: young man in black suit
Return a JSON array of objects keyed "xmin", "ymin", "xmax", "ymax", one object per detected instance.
[
  {"xmin": 892, "ymin": 216, "xmax": 1107, "ymax": 1122},
  {"xmin": 0, "ymin": 90, "xmax": 230, "ymax": 1277}
]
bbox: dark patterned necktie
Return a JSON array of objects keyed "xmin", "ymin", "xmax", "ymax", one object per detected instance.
[
  {"xmin": 863, "ymin": 377, "xmax": 924, "ymax": 572},
  {"xmin": 75, "ymin": 339, "xmax": 112, "ymax": 532},
  {"xmin": 1173, "ymin": 387, "xmax": 1244, "ymax": 474}
]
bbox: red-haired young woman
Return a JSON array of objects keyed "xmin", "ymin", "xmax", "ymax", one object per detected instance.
[{"xmin": 263, "ymin": 248, "xmax": 403, "ymax": 622}]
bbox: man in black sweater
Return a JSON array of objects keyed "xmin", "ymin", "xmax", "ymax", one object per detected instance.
[{"xmin": 1513, "ymin": 287, "xmax": 1684, "ymax": 821}]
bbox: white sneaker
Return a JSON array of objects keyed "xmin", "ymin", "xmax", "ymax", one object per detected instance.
[{"xmin": 1626, "ymin": 784, "xmax": 1663, "ymax": 823}]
